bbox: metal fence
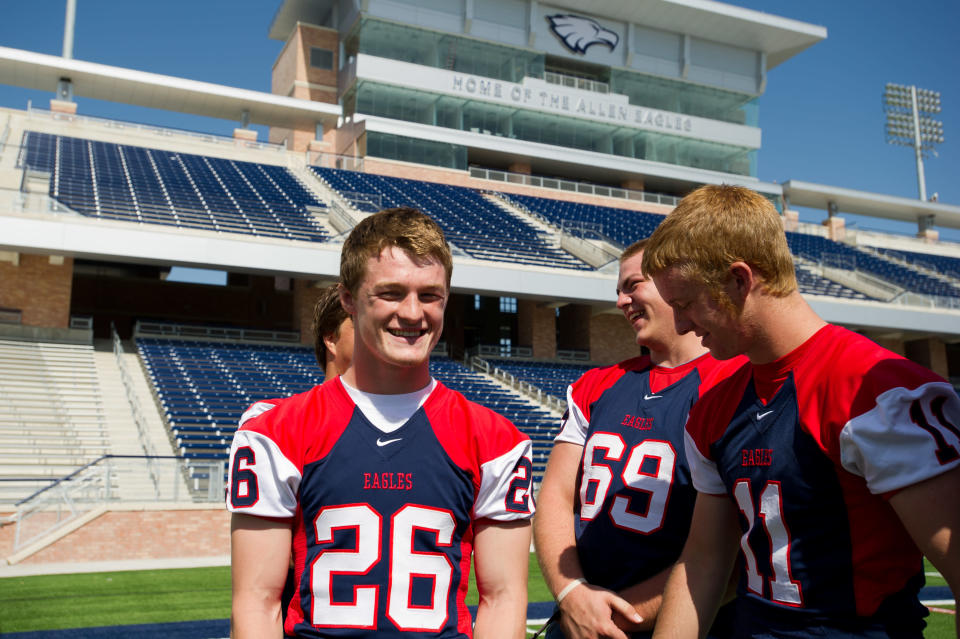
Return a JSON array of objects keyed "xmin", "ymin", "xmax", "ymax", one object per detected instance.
[
  {"xmin": 11, "ymin": 455, "xmax": 225, "ymax": 553},
  {"xmin": 469, "ymin": 166, "xmax": 680, "ymax": 207}
]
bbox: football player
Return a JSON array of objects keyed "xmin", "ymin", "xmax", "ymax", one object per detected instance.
[
  {"xmin": 280, "ymin": 283, "xmax": 356, "ymax": 623},
  {"xmin": 534, "ymin": 238, "xmax": 742, "ymax": 639},
  {"xmin": 311, "ymin": 282, "xmax": 353, "ymax": 376},
  {"xmin": 643, "ymin": 184, "xmax": 960, "ymax": 638},
  {"xmin": 228, "ymin": 207, "xmax": 535, "ymax": 638}
]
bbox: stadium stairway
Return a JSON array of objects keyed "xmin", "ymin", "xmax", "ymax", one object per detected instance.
[
  {"xmin": 90, "ymin": 340, "xmax": 187, "ymax": 501},
  {"xmin": 0, "ymin": 340, "xmax": 110, "ymax": 506}
]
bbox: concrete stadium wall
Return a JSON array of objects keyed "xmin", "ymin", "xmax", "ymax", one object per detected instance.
[{"xmin": 0, "ymin": 505, "xmax": 229, "ymax": 567}]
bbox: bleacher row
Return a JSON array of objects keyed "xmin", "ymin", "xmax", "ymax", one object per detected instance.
[
  {"xmin": 136, "ymin": 339, "xmax": 577, "ymax": 481},
  {"xmin": 310, "ymin": 166, "xmax": 592, "ymax": 271},
  {"xmin": 20, "ymin": 131, "xmax": 330, "ymax": 242},
  {"xmin": 486, "ymin": 358, "xmax": 594, "ymax": 402},
  {"xmin": 17, "ymin": 131, "xmax": 960, "ymax": 300},
  {"xmin": 786, "ymin": 232, "xmax": 960, "ymax": 299},
  {"xmin": 0, "ymin": 340, "xmax": 110, "ymax": 505}
]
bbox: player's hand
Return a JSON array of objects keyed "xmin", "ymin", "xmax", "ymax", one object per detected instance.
[{"xmin": 557, "ymin": 583, "xmax": 642, "ymax": 639}]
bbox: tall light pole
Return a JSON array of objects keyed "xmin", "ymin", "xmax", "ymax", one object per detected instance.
[
  {"xmin": 57, "ymin": 0, "xmax": 78, "ymax": 103},
  {"xmin": 883, "ymin": 83, "xmax": 944, "ymax": 201}
]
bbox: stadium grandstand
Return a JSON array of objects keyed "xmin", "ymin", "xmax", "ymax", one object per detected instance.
[{"xmin": 0, "ymin": 0, "xmax": 959, "ymax": 584}]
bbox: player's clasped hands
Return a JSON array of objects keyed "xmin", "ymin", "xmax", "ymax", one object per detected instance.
[{"xmin": 558, "ymin": 583, "xmax": 643, "ymax": 639}]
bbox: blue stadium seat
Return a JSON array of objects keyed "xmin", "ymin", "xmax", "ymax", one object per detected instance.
[
  {"xmin": 874, "ymin": 247, "xmax": 960, "ymax": 284},
  {"xmin": 786, "ymin": 232, "xmax": 960, "ymax": 299},
  {"xmin": 136, "ymin": 338, "xmax": 561, "ymax": 481},
  {"xmin": 485, "ymin": 359, "xmax": 594, "ymax": 401},
  {"xmin": 20, "ymin": 131, "xmax": 330, "ymax": 243},
  {"xmin": 500, "ymin": 191, "xmax": 664, "ymax": 248},
  {"xmin": 311, "ymin": 166, "xmax": 592, "ymax": 271}
]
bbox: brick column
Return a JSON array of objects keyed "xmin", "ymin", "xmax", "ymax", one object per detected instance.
[
  {"xmin": 518, "ymin": 299, "xmax": 556, "ymax": 360},
  {"xmin": 292, "ymin": 278, "xmax": 327, "ymax": 349},
  {"xmin": 557, "ymin": 304, "xmax": 592, "ymax": 354},
  {"xmin": 905, "ymin": 337, "xmax": 949, "ymax": 380},
  {"xmin": 0, "ymin": 253, "xmax": 74, "ymax": 328},
  {"xmin": 589, "ymin": 313, "xmax": 639, "ymax": 365}
]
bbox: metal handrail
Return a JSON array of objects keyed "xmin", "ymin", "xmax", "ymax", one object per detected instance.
[
  {"xmin": 13, "ymin": 454, "xmax": 183, "ymax": 507},
  {"xmin": 112, "ymin": 326, "xmax": 161, "ymax": 497},
  {"xmin": 470, "ymin": 166, "xmax": 680, "ymax": 207},
  {"xmin": 10, "ymin": 454, "xmax": 224, "ymax": 553},
  {"xmin": 26, "ymin": 106, "xmax": 288, "ymax": 153},
  {"xmin": 468, "ymin": 355, "xmax": 566, "ymax": 414},
  {"xmin": 134, "ymin": 320, "xmax": 300, "ymax": 344}
]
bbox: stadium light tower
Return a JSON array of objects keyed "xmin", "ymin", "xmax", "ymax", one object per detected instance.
[{"xmin": 883, "ymin": 83, "xmax": 944, "ymax": 201}]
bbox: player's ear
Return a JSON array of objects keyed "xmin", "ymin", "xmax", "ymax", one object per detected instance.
[
  {"xmin": 727, "ymin": 261, "xmax": 755, "ymax": 304},
  {"xmin": 338, "ymin": 283, "xmax": 356, "ymax": 315},
  {"xmin": 322, "ymin": 333, "xmax": 339, "ymax": 359}
]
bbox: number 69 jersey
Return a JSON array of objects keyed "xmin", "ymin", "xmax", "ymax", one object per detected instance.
[
  {"xmin": 226, "ymin": 378, "xmax": 535, "ymax": 638},
  {"xmin": 685, "ymin": 325, "xmax": 960, "ymax": 633},
  {"xmin": 557, "ymin": 353, "xmax": 742, "ymax": 591}
]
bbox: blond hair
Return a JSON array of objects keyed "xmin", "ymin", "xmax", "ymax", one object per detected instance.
[
  {"xmin": 340, "ymin": 207, "xmax": 453, "ymax": 294},
  {"xmin": 642, "ymin": 185, "xmax": 796, "ymax": 301}
]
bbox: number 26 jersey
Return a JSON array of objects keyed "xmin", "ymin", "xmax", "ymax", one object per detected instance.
[{"xmin": 227, "ymin": 377, "xmax": 535, "ymax": 638}]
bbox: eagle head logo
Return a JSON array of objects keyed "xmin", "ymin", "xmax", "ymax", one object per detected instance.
[{"xmin": 547, "ymin": 14, "xmax": 620, "ymax": 54}]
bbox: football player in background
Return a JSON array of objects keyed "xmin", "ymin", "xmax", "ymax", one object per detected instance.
[
  {"xmin": 228, "ymin": 207, "xmax": 535, "ymax": 638},
  {"xmin": 643, "ymin": 184, "xmax": 960, "ymax": 638},
  {"xmin": 311, "ymin": 282, "xmax": 353, "ymax": 377},
  {"xmin": 279, "ymin": 283, "xmax": 356, "ymax": 623},
  {"xmin": 534, "ymin": 238, "xmax": 742, "ymax": 639}
]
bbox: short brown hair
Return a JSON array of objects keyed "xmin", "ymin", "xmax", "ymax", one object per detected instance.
[
  {"xmin": 340, "ymin": 207, "xmax": 453, "ymax": 295},
  {"xmin": 620, "ymin": 237, "xmax": 648, "ymax": 264},
  {"xmin": 312, "ymin": 283, "xmax": 349, "ymax": 367},
  {"xmin": 642, "ymin": 185, "xmax": 796, "ymax": 301}
]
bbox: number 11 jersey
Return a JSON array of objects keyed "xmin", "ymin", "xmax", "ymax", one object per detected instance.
[{"xmin": 685, "ymin": 324, "xmax": 960, "ymax": 635}]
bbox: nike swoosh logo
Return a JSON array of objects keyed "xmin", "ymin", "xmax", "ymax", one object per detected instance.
[
  {"xmin": 756, "ymin": 410, "xmax": 774, "ymax": 420},
  {"xmin": 376, "ymin": 437, "xmax": 402, "ymax": 447},
  {"xmin": 644, "ymin": 393, "xmax": 662, "ymax": 400}
]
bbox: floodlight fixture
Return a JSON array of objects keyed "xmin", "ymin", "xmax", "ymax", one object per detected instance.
[{"xmin": 884, "ymin": 82, "xmax": 944, "ymax": 200}]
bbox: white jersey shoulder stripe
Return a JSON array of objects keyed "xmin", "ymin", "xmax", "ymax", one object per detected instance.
[
  {"xmin": 840, "ymin": 381, "xmax": 960, "ymax": 494},
  {"xmin": 475, "ymin": 439, "xmax": 536, "ymax": 521},
  {"xmin": 555, "ymin": 384, "xmax": 589, "ymax": 446},
  {"xmin": 239, "ymin": 401, "xmax": 279, "ymax": 428},
  {"xmin": 226, "ymin": 429, "xmax": 301, "ymax": 518},
  {"xmin": 685, "ymin": 428, "xmax": 726, "ymax": 495}
]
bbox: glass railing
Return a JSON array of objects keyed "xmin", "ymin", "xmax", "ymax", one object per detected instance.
[{"xmin": 543, "ymin": 71, "xmax": 610, "ymax": 95}]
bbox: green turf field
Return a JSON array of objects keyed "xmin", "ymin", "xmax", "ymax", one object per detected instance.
[
  {"xmin": 0, "ymin": 555, "xmax": 549, "ymax": 634},
  {"xmin": 0, "ymin": 556, "xmax": 953, "ymax": 636}
]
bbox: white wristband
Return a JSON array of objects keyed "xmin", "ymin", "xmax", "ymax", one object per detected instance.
[{"xmin": 556, "ymin": 578, "xmax": 587, "ymax": 604}]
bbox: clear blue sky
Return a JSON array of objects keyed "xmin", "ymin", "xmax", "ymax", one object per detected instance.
[{"xmin": 1, "ymin": 0, "xmax": 957, "ymax": 240}]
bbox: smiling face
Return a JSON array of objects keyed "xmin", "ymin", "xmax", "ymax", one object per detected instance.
[
  {"xmin": 652, "ymin": 265, "xmax": 745, "ymax": 361},
  {"xmin": 615, "ymin": 250, "xmax": 677, "ymax": 350},
  {"xmin": 340, "ymin": 245, "xmax": 448, "ymax": 393}
]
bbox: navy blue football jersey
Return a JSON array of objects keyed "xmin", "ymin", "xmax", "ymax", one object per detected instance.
[
  {"xmin": 557, "ymin": 353, "xmax": 742, "ymax": 591},
  {"xmin": 227, "ymin": 378, "xmax": 534, "ymax": 638},
  {"xmin": 686, "ymin": 325, "xmax": 960, "ymax": 635}
]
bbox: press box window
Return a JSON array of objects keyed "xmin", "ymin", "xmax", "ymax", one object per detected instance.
[{"xmin": 310, "ymin": 47, "xmax": 334, "ymax": 70}]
